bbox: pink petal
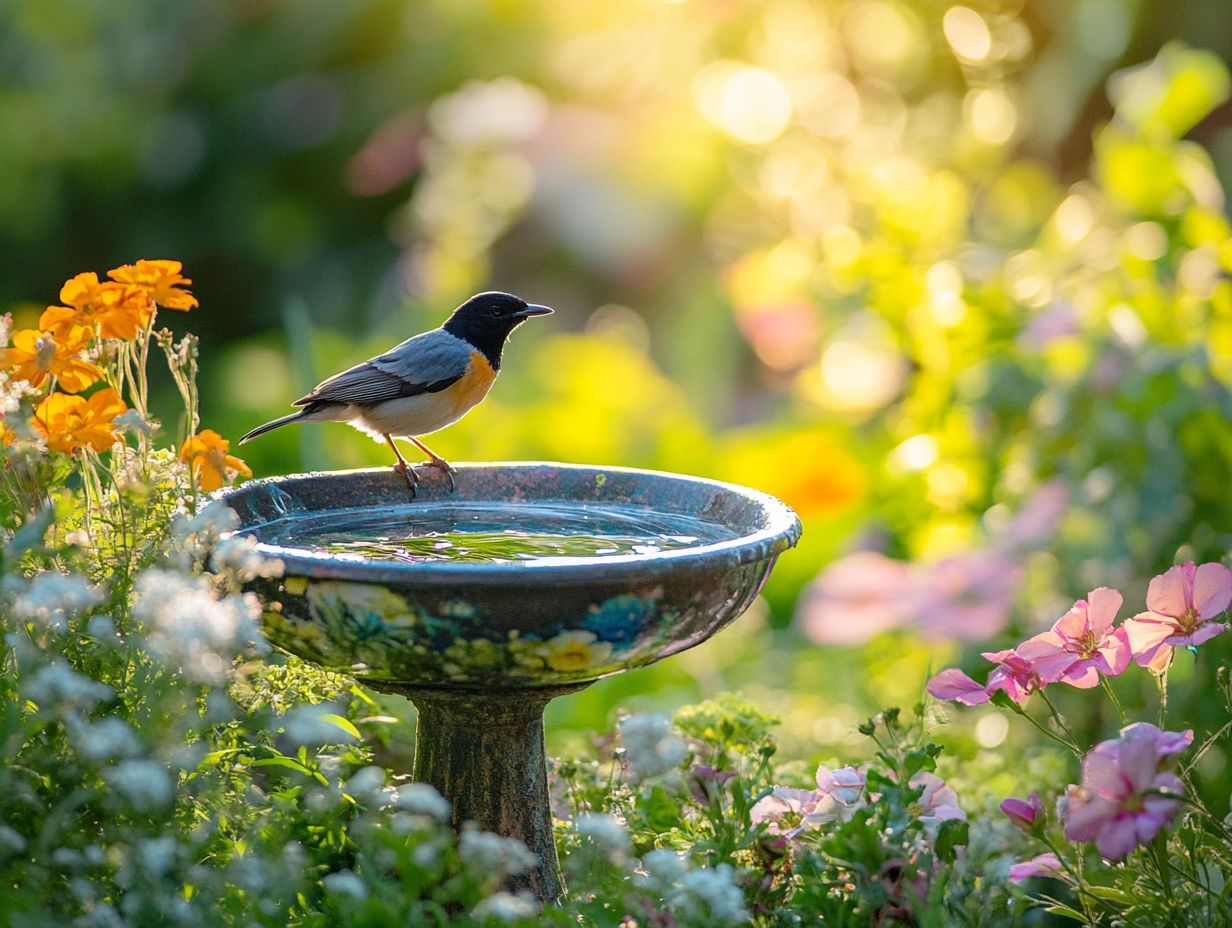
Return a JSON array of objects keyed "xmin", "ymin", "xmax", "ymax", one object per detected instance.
[
  {"xmin": 980, "ymin": 648, "xmax": 1016, "ymax": 663},
  {"xmin": 1146, "ymin": 565, "xmax": 1191, "ymax": 620},
  {"xmin": 1060, "ymin": 660, "xmax": 1101, "ymax": 689},
  {"xmin": 1063, "ymin": 790, "xmax": 1116, "ymax": 841},
  {"xmin": 1085, "ymin": 587, "xmax": 1123, "ymax": 635},
  {"xmin": 1008, "ymin": 852, "xmax": 1062, "ymax": 884},
  {"xmin": 985, "ymin": 666, "xmax": 1030, "ymax": 704},
  {"xmin": 1192, "ymin": 563, "xmax": 1232, "ymax": 619},
  {"xmin": 1122, "ymin": 615, "xmax": 1178, "ymax": 658},
  {"xmin": 927, "ymin": 669, "xmax": 990, "ymax": 706},
  {"xmin": 1094, "ymin": 627, "xmax": 1131, "ymax": 677},
  {"xmin": 1016, "ymin": 632, "xmax": 1078, "ymax": 683},
  {"xmin": 1170, "ymin": 622, "xmax": 1228, "ymax": 648},
  {"xmin": 1052, "ymin": 602, "xmax": 1090, "ymax": 640},
  {"xmin": 1095, "ymin": 814, "xmax": 1143, "ymax": 860}
]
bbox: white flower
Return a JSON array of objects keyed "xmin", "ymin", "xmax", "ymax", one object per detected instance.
[
  {"xmin": 472, "ymin": 890, "xmax": 538, "ymax": 922},
  {"xmin": 14, "ymin": 572, "xmax": 103, "ymax": 631},
  {"xmin": 574, "ymin": 813, "xmax": 630, "ymax": 861},
  {"xmin": 107, "ymin": 760, "xmax": 173, "ymax": 810},
  {"xmin": 675, "ymin": 865, "xmax": 748, "ymax": 924},
  {"xmin": 209, "ymin": 535, "xmax": 284, "ymax": 582},
  {"xmin": 139, "ymin": 836, "xmax": 178, "ymax": 875},
  {"xmin": 323, "ymin": 870, "xmax": 367, "ymax": 900},
  {"xmin": 637, "ymin": 853, "xmax": 747, "ymax": 925},
  {"xmin": 0, "ymin": 825, "xmax": 25, "ymax": 856},
  {"xmin": 639, "ymin": 848, "xmax": 689, "ymax": 889},
  {"xmin": 282, "ymin": 703, "xmax": 359, "ymax": 746},
  {"xmin": 394, "ymin": 782, "xmax": 452, "ymax": 822},
  {"xmin": 24, "ymin": 660, "xmax": 112, "ymax": 707},
  {"xmin": 133, "ymin": 569, "xmax": 264, "ymax": 684},
  {"xmin": 344, "ymin": 765, "xmax": 386, "ymax": 803},
  {"xmin": 411, "ymin": 841, "xmax": 442, "ymax": 868},
  {"xmin": 458, "ymin": 828, "xmax": 537, "ymax": 879},
  {"xmin": 619, "ymin": 713, "xmax": 687, "ymax": 779},
  {"xmin": 172, "ymin": 501, "xmax": 240, "ymax": 543},
  {"xmin": 74, "ymin": 716, "xmax": 140, "ymax": 761}
]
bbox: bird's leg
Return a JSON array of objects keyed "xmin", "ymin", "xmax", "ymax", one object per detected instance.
[
  {"xmin": 408, "ymin": 435, "xmax": 456, "ymax": 492},
  {"xmin": 383, "ymin": 433, "xmax": 418, "ymax": 495}
]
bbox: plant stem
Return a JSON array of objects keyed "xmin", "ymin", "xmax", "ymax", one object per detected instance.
[
  {"xmin": 1157, "ymin": 670, "xmax": 1168, "ymax": 729},
  {"xmin": 1036, "ymin": 690, "xmax": 1082, "ymax": 753},
  {"xmin": 1099, "ymin": 677, "xmax": 1127, "ymax": 726}
]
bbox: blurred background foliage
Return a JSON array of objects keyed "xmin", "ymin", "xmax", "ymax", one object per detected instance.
[{"xmin": 4, "ymin": 0, "xmax": 1232, "ymax": 799}]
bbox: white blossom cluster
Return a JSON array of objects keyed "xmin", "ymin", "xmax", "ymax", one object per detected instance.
[
  {"xmin": 618, "ymin": 712, "xmax": 688, "ymax": 780},
  {"xmin": 638, "ymin": 850, "xmax": 748, "ymax": 926}
]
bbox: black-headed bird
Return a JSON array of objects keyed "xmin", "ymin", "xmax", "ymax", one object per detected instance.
[{"xmin": 240, "ymin": 291, "xmax": 552, "ymax": 493}]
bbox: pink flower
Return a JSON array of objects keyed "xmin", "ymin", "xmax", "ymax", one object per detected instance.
[
  {"xmin": 1008, "ymin": 852, "xmax": 1063, "ymax": 884},
  {"xmin": 750, "ymin": 787, "xmax": 818, "ymax": 836},
  {"xmin": 1123, "ymin": 562, "xmax": 1232, "ymax": 670},
  {"xmin": 911, "ymin": 553, "xmax": 1021, "ymax": 641},
  {"xmin": 1063, "ymin": 727, "xmax": 1188, "ymax": 859},
  {"xmin": 1000, "ymin": 793, "xmax": 1045, "ymax": 833},
  {"xmin": 796, "ymin": 552, "xmax": 914, "ymax": 645},
  {"xmin": 688, "ymin": 765, "xmax": 737, "ymax": 804},
  {"xmin": 926, "ymin": 668, "xmax": 990, "ymax": 706},
  {"xmin": 910, "ymin": 772, "xmax": 965, "ymax": 830},
  {"xmin": 927, "ymin": 647, "xmax": 1048, "ymax": 708},
  {"xmin": 809, "ymin": 764, "xmax": 866, "ymax": 823},
  {"xmin": 1016, "ymin": 588, "xmax": 1131, "ymax": 688},
  {"xmin": 981, "ymin": 648, "xmax": 1043, "ymax": 704}
]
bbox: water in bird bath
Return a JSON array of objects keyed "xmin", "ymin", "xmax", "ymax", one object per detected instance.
[{"xmin": 239, "ymin": 500, "xmax": 738, "ymax": 564}]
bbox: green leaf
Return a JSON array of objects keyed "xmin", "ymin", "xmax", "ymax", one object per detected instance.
[
  {"xmin": 252, "ymin": 756, "xmax": 314, "ymax": 776},
  {"xmin": 1043, "ymin": 904, "xmax": 1087, "ymax": 922},
  {"xmin": 319, "ymin": 713, "xmax": 362, "ymax": 741},
  {"xmin": 934, "ymin": 818, "xmax": 969, "ymax": 864}
]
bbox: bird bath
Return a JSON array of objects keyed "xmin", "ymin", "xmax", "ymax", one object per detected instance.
[{"xmin": 220, "ymin": 463, "xmax": 801, "ymax": 902}]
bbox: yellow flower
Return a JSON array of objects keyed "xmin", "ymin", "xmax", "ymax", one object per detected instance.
[
  {"xmin": 32, "ymin": 388, "xmax": 127, "ymax": 454},
  {"xmin": 538, "ymin": 630, "xmax": 613, "ymax": 672},
  {"xmin": 108, "ymin": 259, "xmax": 198, "ymax": 312},
  {"xmin": 42, "ymin": 272, "xmax": 154, "ymax": 341},
  {"xmin": 0, "ymin": 325, "xmax": 104, "ymax": 392},
  {"xmin": 180, "ymin": 429, "xmax": 252, "ymax": 492}
]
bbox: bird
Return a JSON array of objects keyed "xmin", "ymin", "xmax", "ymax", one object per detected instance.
[{"xmin": 239, "ymin": 291, "xmax": 553, "ymax": 494}]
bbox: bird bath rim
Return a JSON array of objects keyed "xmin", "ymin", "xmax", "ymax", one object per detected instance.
[{"xmin": 219, "ymin": 461, "xmax": 803, "ymax": 586}]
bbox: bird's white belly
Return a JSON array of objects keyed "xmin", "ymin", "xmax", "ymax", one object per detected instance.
[{"xmin": 351, "ymin": 389, "xmax": 480, "ymax": 438}]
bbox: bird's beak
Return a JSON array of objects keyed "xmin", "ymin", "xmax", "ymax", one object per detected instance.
[{"xmin": 514, "ymin": 303, "xmax": 554, "ymax": 318}]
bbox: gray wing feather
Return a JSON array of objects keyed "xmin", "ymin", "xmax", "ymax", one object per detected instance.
[{"xmin": 294, "ymin": 330, "xmax": 471, "ymax": 407}]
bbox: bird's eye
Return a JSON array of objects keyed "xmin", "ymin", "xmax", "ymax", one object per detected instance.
[{"xmin": 490, "ymin": 305, "xmax": 505, "ymax": 317}]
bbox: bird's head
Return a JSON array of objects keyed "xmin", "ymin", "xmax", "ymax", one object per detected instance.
[{"xmin": 442, "ymin": 292, "xmax": 553, "ymax": 365}]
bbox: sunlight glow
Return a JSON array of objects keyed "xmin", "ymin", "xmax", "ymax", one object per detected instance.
[{"xmin": 693, "ymin": 62, "xmax": 793, "ymax": 144}]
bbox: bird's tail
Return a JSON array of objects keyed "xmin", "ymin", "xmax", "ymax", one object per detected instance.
[{"xmin": 239, "ymin": 410, "xmax": 309, "ymax": 444}]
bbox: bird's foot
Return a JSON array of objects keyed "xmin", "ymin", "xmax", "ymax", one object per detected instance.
[
  {"xmin": 393, "ymin": 461, "xmax": 418, "ymax": 496},
  {"xmin": 423, "ymin": 457, "xmax": 457, "ymax": 492}
]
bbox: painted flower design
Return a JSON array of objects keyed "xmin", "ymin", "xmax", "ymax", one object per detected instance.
[
  {"xmin": 537, "ymin": 630, "xmax": 613, "ymax": 672},
  {"xmin": 180, "ymin": 429, "xmax": 252, "ymax": 492},
  {"xmin": 1016, "ymin": 587, "xmax": 1131, "ymax": 688},
  {"xmin": 583, "ymin": 593, "xmax": 655, "ymax": 644},
  {"xmin": 1123, "ymin": 561, "xmax": 1232, "ymax": 671},
  {"xmin": 1063, "ymin": 724, "xmax": 1190, "ymax": 859},
  {"xmin": 32, "ymin": 388, "xmax": 126, "ymax": 453},
  {"xmin": 0, "ymin": 325, "xmax": 103, "ymax": 392},
  {"xmin": 108, "ymin": 259, "xmax": 199, "ymax": 311}
]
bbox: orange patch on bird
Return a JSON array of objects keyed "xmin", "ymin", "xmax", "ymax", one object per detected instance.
[{"xmin": 446, "ymin": 351, "xmax": 497, "ymax": 416}]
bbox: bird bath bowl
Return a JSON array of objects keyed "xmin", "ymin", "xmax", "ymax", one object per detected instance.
[{"xmin": 220, "ymin": 463, "xmax": 801, "ymax": 901}]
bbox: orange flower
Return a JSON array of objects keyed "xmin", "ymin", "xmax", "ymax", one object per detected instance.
[
  {"xmin": 32, "ymin": 387, "xmax": 127, "ymax": 454},
  {"xmin": 42, "ymin": 272, "xmax": 154, "ymax": 340},
  {"xmin": 0, "ymin": 325, "xmax": 104, "ymax": 392},
  {"xmin": 108, "ymin": 259, "xmax": 198, "ymax": 312},
  {"xmin": 179, "ymin": 429, "xmax": 252, "ymax": 492}
]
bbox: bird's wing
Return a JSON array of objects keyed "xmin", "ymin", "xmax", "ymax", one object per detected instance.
[{"xmin": 294, "ymin": 330, "xmax": 472, "ymax": 407}]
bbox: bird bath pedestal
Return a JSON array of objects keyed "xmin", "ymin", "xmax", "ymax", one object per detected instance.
[{"xmin": 221, "ymin": 464, "xmax": 801, "ymax": 902}]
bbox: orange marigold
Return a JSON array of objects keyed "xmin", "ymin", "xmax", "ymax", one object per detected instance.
[
  {"xmin": 108, "ymin": 259, "xmax": 198, "ymax": 311},
  {"xmin": 180, "ymin": 429, "xmax": 252, "ymax": 492},
  {"xmin": 42, "ymin": 272, "xmax": 154, "ymax": 341},
  {"xmin": 32, "ymin": 387, "xmax": 127, "ymax": 454},
  {"xmin": 0, "ymin": 324, "xmax": 104, "ymax": 392}
]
